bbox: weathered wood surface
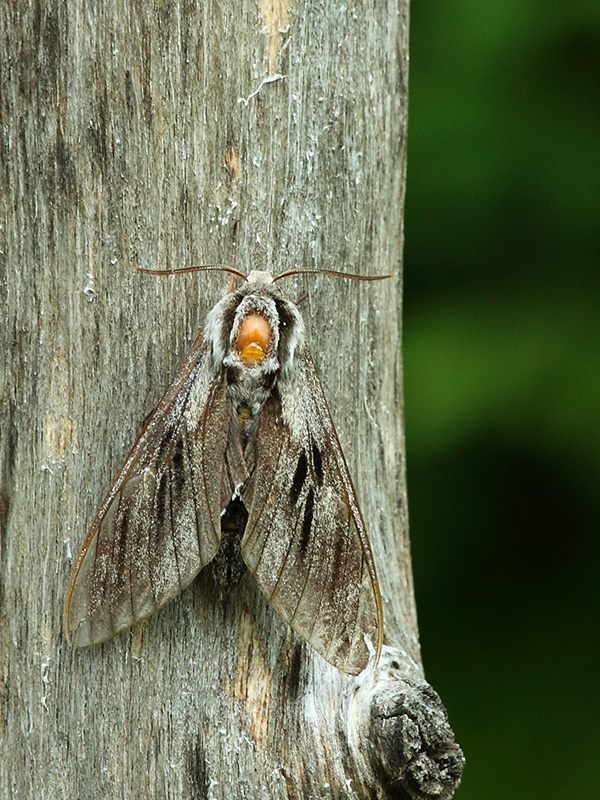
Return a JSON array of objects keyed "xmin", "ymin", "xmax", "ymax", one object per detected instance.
[{"xmin": 0, "ymin": 1, "xmax": 464, "ymax": 798}]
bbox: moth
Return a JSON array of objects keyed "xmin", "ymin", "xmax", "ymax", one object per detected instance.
[{"xmin": 64, "ymin": 267, "xmax": 386, "ymax": 674}]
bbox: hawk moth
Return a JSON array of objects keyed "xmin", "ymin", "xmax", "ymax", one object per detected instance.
[{"xmin": 64, "ymin": 268, "xmax": 385, "ymax": 674}]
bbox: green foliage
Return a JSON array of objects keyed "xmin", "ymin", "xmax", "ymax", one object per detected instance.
[{"xmin": 404, "ymin": 2, "xmax": 600, "ymax": 797}]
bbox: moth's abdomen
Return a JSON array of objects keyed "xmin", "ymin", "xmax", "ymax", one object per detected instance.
[{"xmin": 212, "ymin": 497, "xmax": 248, "ymax": 590}]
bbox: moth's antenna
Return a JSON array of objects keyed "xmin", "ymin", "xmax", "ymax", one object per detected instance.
[
  {"xmin": 272, "ymin": 268, "xmax": 395, "ymax": 283},
  {"xmin": 135, "ymin": 265, "xmax": 248, "ymax": 282}
]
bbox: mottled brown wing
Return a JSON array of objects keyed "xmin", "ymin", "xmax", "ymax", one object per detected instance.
[
  {"xmin": 241, "ymin": 348, "xmax": 383, "ymax": 674},
  {"xmin": 64, "ymin": 334, "xmax": 231, "ymax": 647}
]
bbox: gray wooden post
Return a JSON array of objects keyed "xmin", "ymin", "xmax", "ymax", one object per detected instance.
[{"xmin": 0, "ymin": 1, "xmax": 464, "ymax": 797}]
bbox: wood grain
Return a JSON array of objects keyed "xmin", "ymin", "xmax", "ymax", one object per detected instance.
[{"xmin": 0, "ymin": 0, "xmax": 463, "ymax": 797}]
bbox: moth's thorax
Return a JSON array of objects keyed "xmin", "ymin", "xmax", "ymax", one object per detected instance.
[
  {"xmin": 204, "ymin": 279, "xmax": 305, "ymax": 418},
  {"xmin": 235, "ymin": 313, "xmax": 271, "ymax": 366}
]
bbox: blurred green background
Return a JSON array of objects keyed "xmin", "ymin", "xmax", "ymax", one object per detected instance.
[{"xmin": 404, "ymin": 2, "xmax": 600, "ymax": 798}]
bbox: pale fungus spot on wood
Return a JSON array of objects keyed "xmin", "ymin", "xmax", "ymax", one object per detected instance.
[
  {"xmin": 230, "ymin": 607, "xmax": 273, "ymax": 745},
  {"xmin": 43, "ymin": 412, "xmax": 75, "ymax": 465},
  {"xmin": 259, "ymin": 0, "xmax": 292, "ymax": 74},
  {"xmin": 42, "ymin": 349, "xmax": 77, "ymax": 466},
  {"xmin": 223, "ymin": 146, "xmax": 243, "ymax": 183}
]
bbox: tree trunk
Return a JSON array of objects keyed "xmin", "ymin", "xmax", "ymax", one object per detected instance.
[{"xmin": 0, "ymin": 1, "xmax": 463, "ymax": 798}]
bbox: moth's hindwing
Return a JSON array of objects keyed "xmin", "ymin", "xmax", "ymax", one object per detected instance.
[
  {"xmin": 241, "ymin": 348, "xmax": 384, "ymax": 675},
  {"xmin": 64, "ymin": 335, "xmax": 229, "ymax": 647}
]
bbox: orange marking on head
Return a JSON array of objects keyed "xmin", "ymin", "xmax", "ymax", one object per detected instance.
[{"xmin": 236, "ymin": 314, "xmax": 272, "ymax": 365}]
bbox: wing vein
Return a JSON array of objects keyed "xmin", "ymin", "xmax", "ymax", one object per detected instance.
[
  {"xmin": 267, "ymin": 507, "xmax": 301, "ymax": 604},
  {"xmin": 168, "ymin": 457, "xmax": 183, "ymax": 593},
  {"xmin": 184, "ymin": 433, "xmax": 204, "ymax": 563}
]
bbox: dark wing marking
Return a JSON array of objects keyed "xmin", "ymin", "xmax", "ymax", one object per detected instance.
[
  {"xmin": 64, "ymin": 333, "xmax": 231, "ymax": 647},
  {"xmin": 241, "ymin": 348, "xmax": 383, "ymax": 674}
]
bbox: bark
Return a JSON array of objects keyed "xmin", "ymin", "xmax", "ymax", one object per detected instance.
[{"xmin": 0, "ymin": 1, "xmax": 464, "ymax": 798}]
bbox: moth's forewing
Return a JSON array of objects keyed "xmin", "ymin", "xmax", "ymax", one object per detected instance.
[
  {"xmin": 64, "ymin": 336, "xmax": 229, "ymax": 647},
  {"xmin": 241, "ymin": 349, "xmax": 383, "ymax": 675},
  {"xmin": 66, "ymin": 276, "xmax": 385, "ymax": 677}
]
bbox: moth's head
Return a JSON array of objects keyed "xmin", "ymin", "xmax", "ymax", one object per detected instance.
[
  {"xmin": 136, "ymin": 263, "xmax": 392, "ymax": 380},
  {"xmin": 245, "ymin": 270, "xmax": 274, "ymax": 285},
  {"xmin": 205, "ymin": 278, "xmax": 304, "ymax": 377}
]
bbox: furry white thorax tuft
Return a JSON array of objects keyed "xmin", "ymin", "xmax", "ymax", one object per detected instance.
[{"xmin": 246, "ymin": 270, "xmax": 274, "ymax": 284}]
